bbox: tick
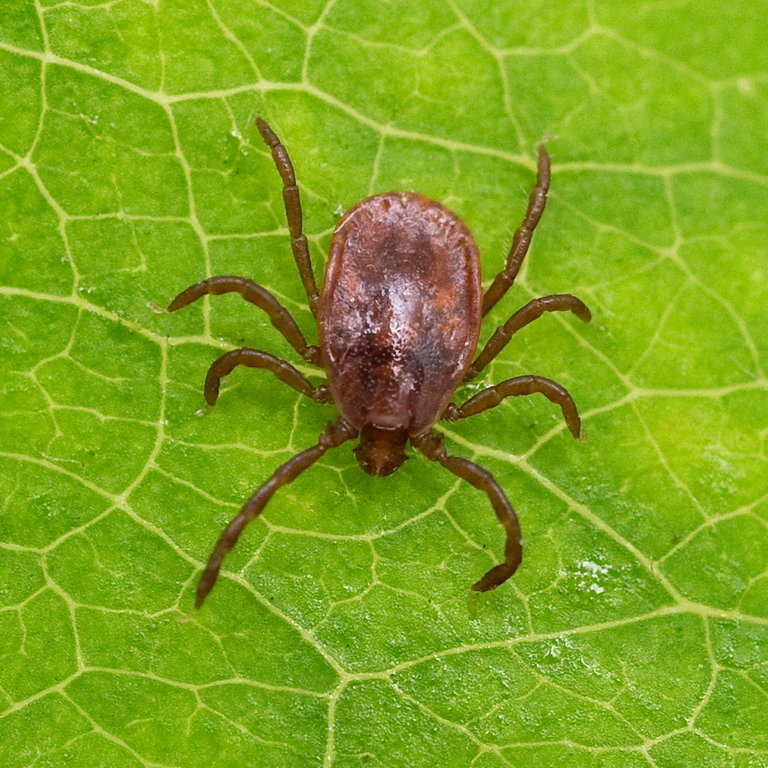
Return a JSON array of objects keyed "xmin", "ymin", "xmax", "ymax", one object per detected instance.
[{"xmin": 169, "ymin": 118, "xmax": 591, "ymax": 608}]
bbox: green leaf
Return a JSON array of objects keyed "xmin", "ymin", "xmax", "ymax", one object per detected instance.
[{"xmin": 2, "ymin": 1, "xmax": 766, "ymax": 765}]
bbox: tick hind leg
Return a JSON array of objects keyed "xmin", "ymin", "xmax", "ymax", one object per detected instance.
[
  {"xmin": 412, "ymin": 431, "xmax": 522, "ymax": 592},
  {"xmin": 256, "ymin": 118, "xmax": 320, "ymax": 316},
  {"xmin": 482, "ymin": 145, "xmax": 550, "ymax": 316},
  {"xmin": 168, "ymin": 275, "xmax": 320, "ymax": 365},
  {"xmin": 195, "ymin": 419, "xmax": 357, "ymax": 608},
  {"xmin": 203, "ymin": 348, "xmax": 330, "ymax": 406}
]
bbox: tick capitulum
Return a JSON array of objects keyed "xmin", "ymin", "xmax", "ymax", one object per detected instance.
[{"xmin": 169, "ymin": 117, "xmax": 591, "ymax": 608}]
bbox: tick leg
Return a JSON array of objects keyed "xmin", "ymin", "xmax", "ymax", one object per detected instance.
[
  {"xmin": 256, "ymin": 118, "xmax": 320, "ymax": 316},
  {"xmin": 196, "ymin": 418, "xmax": 357, "ymax": 608},
  {"xmin": 412, "ymin": 431, "xmax": 522, "ymax": 592},
  {"xmin": 204, "ymin": 348, "xmax": 330, "ymax": 407},
  {"xmin": 465, "ymin": 294, "xmax": 590, "ymax": 381},
  {"xmin": 445, "ymin": 375, "xmax": 582, "ymax": 439},
  {"xmin": 168, "ymin": 275, "xmax": 320, "ymax": 365},
  {"xmin": 482, "ymin": 145, "xmax": 550, "ymax": 316}
]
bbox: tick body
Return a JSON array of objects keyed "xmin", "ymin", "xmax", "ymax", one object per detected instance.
[
  {"xmin": 169, "ymin": 118, "xmax": 591, "ymax": 608},
  {"xmin": 321, "ymin": 193, "xmax": 482, "ymax": 469}
]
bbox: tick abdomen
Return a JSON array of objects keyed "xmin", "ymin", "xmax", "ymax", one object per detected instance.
[{"xmin": 319, "ymin": 192, "xmax": 483, "ymax": 434}]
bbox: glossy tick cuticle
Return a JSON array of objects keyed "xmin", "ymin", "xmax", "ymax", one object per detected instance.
[{"xmin": 168, "ymin": 117, "xmax": 591, "ymax": 608}]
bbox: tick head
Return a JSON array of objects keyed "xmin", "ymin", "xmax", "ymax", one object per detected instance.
[{"xmin": 354, "ymin": 425, "xmax": 409, "ymax": 477}]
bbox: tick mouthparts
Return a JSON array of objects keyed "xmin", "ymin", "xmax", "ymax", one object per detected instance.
[{"xmin": 354, "ymin": 425, "xmax": 409, "ymax": 477}]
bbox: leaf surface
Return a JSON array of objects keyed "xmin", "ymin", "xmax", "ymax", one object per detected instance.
[{"xmin": 1, "ymin": 2, "xmax": 767, "ymax": 766}]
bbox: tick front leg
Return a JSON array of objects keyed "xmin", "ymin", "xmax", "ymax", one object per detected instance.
[
  {"xmin": 204, "ymin": 348, "xmax": 330, "ymax": 406},
  {"xmin": 465, "ymin": 294, "xmax": 591, "ymax": 381},
  {"xmin": 445, "ymin": 375, "xmax": 583, "ymax": 438},
  {"xmin": 196, "ymin": 418, "xmax": 357, "ymax": 608},
  {"xmin": 168, "ymin": 275, "xmax": 320, "ymax": 364},
  {"xmin": 256, "ymin": 118, "xmax": 320, "ymax": 316},
  {"xmin": 482, "ymin": 145, "xmax": 550, "ymax": 316},
  {"xmin": 412, "ymin": 431, "xmax": 522, "ymax": 592}
]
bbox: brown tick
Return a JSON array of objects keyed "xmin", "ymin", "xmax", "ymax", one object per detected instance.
[{"xmin": 169, "ymin": 118, "xmax": 591, "ymax": 608}]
